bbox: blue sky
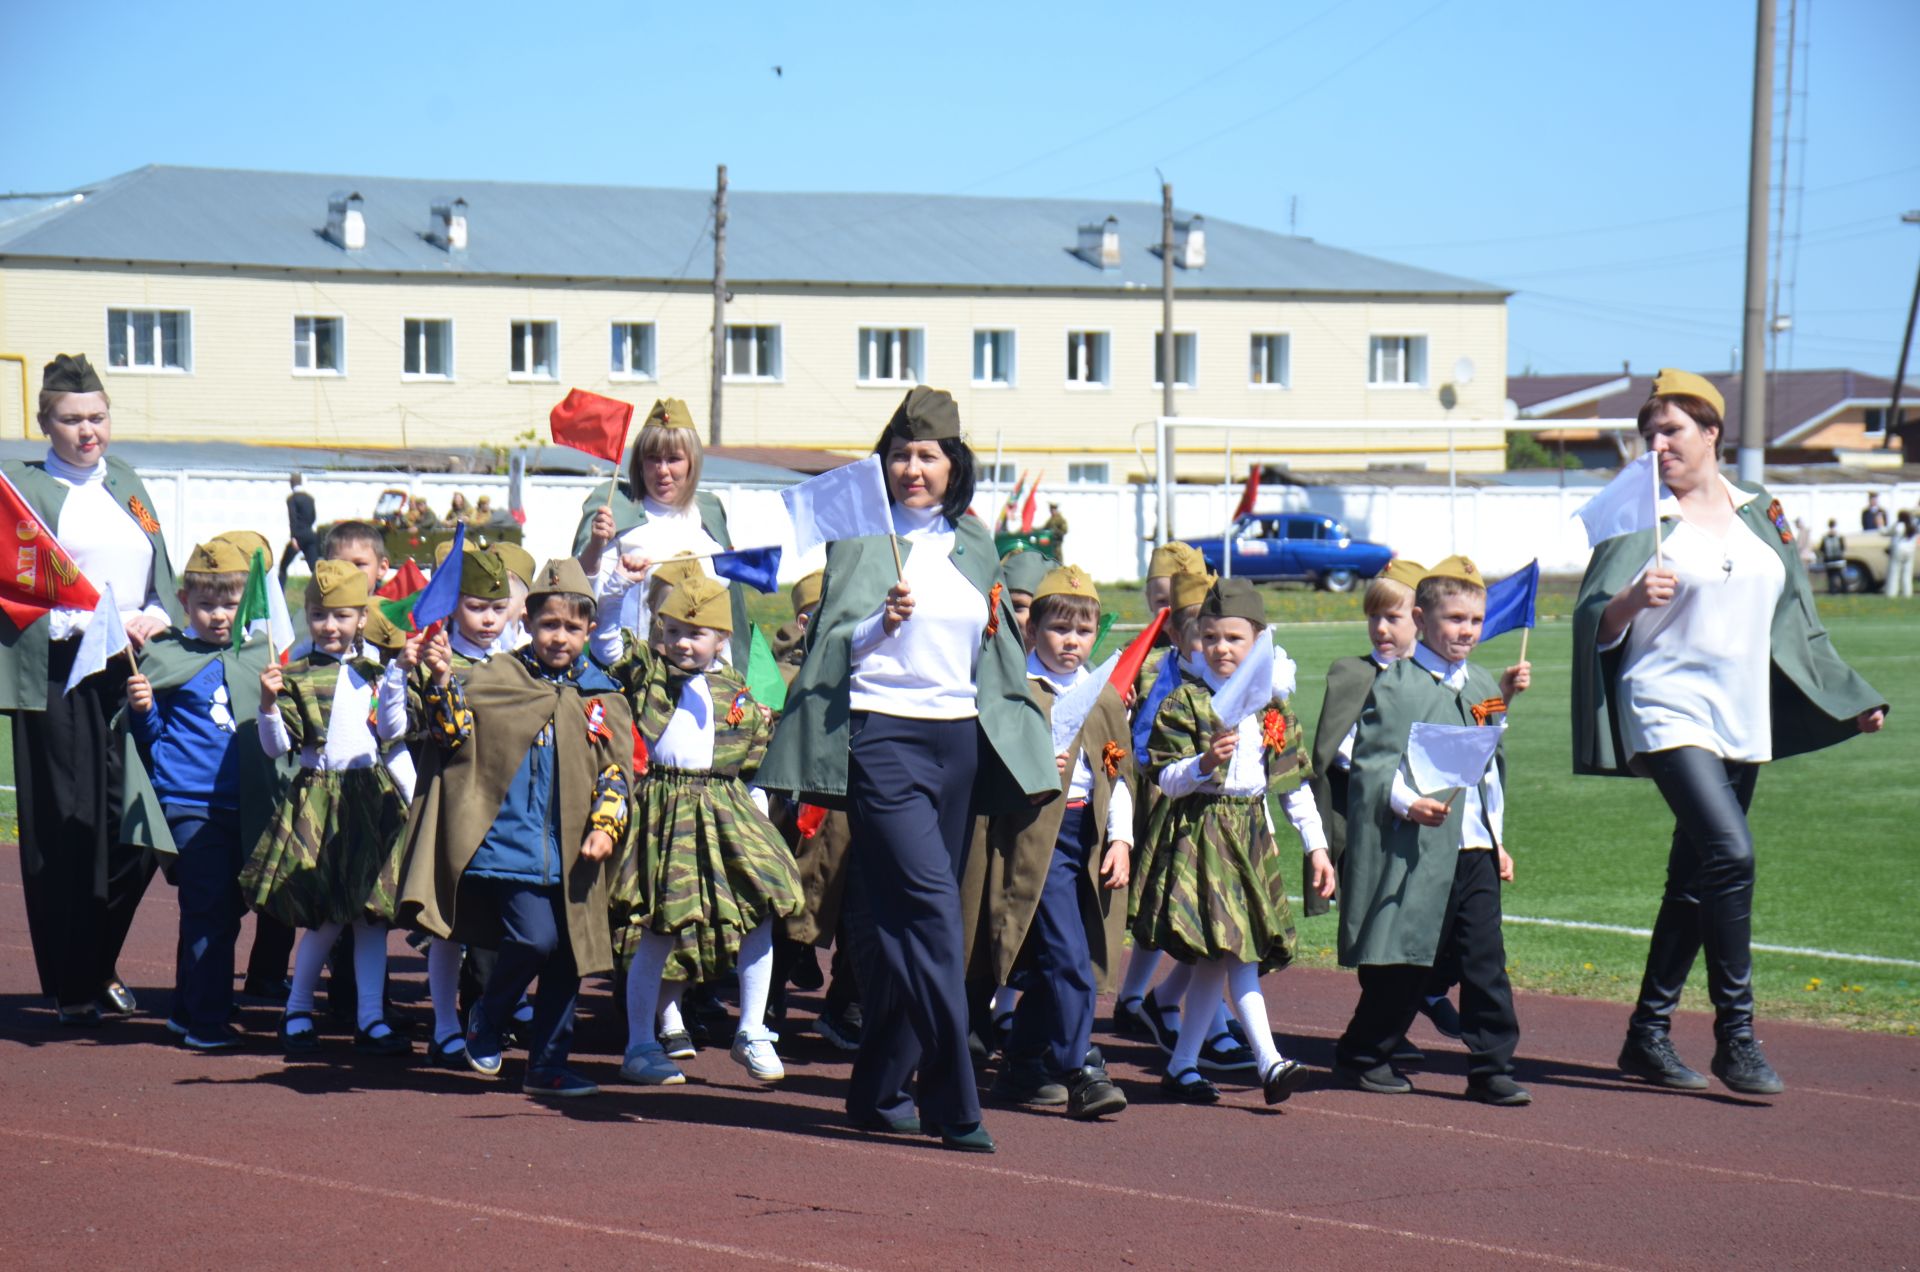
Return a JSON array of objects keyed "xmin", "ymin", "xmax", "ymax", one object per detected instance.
[{"xmin": 5, "ymin": 0, "xmax": 1916, "ymax": 383}]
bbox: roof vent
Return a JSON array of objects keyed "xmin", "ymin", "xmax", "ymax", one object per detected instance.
[
  {"xmin": 1074, "ymin": 216, "xmax": 1121, "ymax": 270},
  {"xmin": 324, "ymin": 191, "xmax": 365, "ymax": 251},
  {"xmin": 428, "ymin": 198, "xmax": 468, "ymax": 252}
]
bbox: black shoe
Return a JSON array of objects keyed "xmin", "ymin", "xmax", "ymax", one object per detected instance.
[
  {"xmin": 925, "ymin": 1121, "xmax": 996, "ymax": 1154},
  {"xmin": 1067, "ymin": 1066, "xmax": 1128, "ymax": 1120},
  {"xmin": 1420, "ymin": 994, "xmax": 1464, "ymax": 1040},
  {"xmin": 853, "ymin": 1111, "xmax": 923, "ymax": 1136},
  {"xmin": 355, "ymin": 1022, "xmax": 412, "ymax": 1057},
  {"xmin": 1111, "ymin": 997, "xmax": 1151, "ymax": 1039},
  {"xmin": 660, "ymin": 1029, "xmax": 696, "ymax": 1060},
  {"xmin": 99, "ymin": 980, "xmax": 138, "ymax": 1018},
  {"xmin": 181, "ymin": 1024, "xmax": 244, "ymax": 1053},
  {"xmin": 279, "ymin": 1010, "xmax": 323, "ymax": 1055},
  {"xmin": 1618, "ymin": 1031, "xmax": 1708, "ymax": 1090},
  {"xmin": 1466, "ymin": 1074, "xmax": 1532, "ymax": 1106},
  {"xmin": 1140, "ymin": 990, "xmax": 1181, "ymax": 1055},
  {"xmin": 1261, "ymin": 1058, "xmax": 1310, "ymax": 1105},
  {"xmin": 813, "ymin": 1005, "xmax": 862, "ymax": 1052},
  {"xmin": 1711, "ymin": 1037, "xmax": 1783, "ymax": 1095},
  {"xmin": 788, "ymin": 948, "xmax": 825, "ymax": 992},
  {"xmin": 687, "ymin": 1014, "xmax": 716, "ymax": 1048},
  {"xmin": 428, "ymin": 1034, "xmax": 469, "ymax": 1069},
  {"xmin": 1390, "ymin": 1036, "xmax": 1428, "ymax": 1065},
  {"xmin": 1196, "ymin": 1031, "xmax": 1258, "ymax": 1073},
  {"xmin": 1333, "ymin": 1061, "xmax": 1412, "ymax": 1094},
  {"xmin": 237, "ymin": 977, "xmax": 291, "ymax": 1006},
  {"xmin": 1159, "ymin": 1067, "xmax": 1220, "ymax": 1104},
  {"xmin": 991, "ymin": 1059, "xmax": 1069, "ymax": 1106},
  {"xmin": 689, "ymin": 983, "xmax": 730, "ymax": 1018}
]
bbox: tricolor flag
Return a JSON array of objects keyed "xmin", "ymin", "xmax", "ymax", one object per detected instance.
[{"xmin": 235, "ymin": 548, "xmax": 295, "ymax": 662}]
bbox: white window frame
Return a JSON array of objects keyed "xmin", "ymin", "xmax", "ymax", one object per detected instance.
[
  {"xmin": 1152, "ymin": 330, "xmax": 1198, "ymax": 390},
  {"xmin": 1065, "ymin": 328, "xmax": 1112, "ymax": 390},
  {"xmin": 1067, "ymin": 461, "xmax": 1110, "ymax": 484},
  {"xmin": 1367, "ymin": 333, "xmax": 1429, "ymax": 389},
  {"xmin": 981, "ymin": 462, "xmax": 1018, "ymax": 484},
  {"xmin": 401, "ymin": 317, "xmax": 455, "ymax": 381},
  {"xmin": 971, "ymin": 328, "xmax": 1018, "ymax": 388},
  {"xmin": 855, "ymin": 325, "xmax": 926, "ymax": 387},
  {"xmin": 608, "ymin": 320, "xmax": 658, "ymax": 381},
  {"xmin": 1249, "ymin": 331, "xmax": 1291, "ymax": 389},
  {"xmin": 724, "ymin": 323, "xmax": 784, "ymax": 383},
  {"xmin": 292, "ymin": 314, "xmax": 345, "ymax": 377},
  {"xmin": 508, "ymin": 319, "xmax": 560, "ymax": 383},
  {"xmin": 104, "ymin": 306, "xmax": 193, "ymax": 375}
]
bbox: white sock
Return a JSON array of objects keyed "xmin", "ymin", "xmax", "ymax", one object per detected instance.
[
  {"xmin": 353, "ymin": 922, "xmax": 389, "ymax": 1034},
  {"xmin": 624, "ymin": 930, "xmax": 672, "ymax": 1053},
  {"xmin": 1156, "ymin": 960, "xmax": 1195, "ymax": 1035},
  {"xmin": 286, "ymin": 921, "xmax": 344, "ymax": 1030},
  {"xmin": 427, "ymin": 938, "xmax": 463, "ymax": 1047},
  {"xmin": 735, "ymin": 920, "xmax": 775, "ymax": 1037},
  {"xmin": 1206, "ymin": 998, "xmax": 1234, "ymax": 1043},
  {"xmin": 658, "ymin": 985, "xmax": 685, "ymax": 1036},
  {"xmin": 1167, "ymin": 959, "xmax": 1228, "ymax": 1076},
  {"xmin": 1227, "ymin": 958, "xmax": 1285, "ymax": 1073},
  {"xmin": 990, "ymin": 984, "xmax": 1019, "ymax": 1021},
  {"xmin": 1118, "ymin": 947, "xmax": 1163, "ymax": 1005}
]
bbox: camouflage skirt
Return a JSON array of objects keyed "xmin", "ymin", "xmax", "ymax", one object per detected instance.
[
  {"xmin": 240, "ymin": 765, "xmax": 408, "ymax": 930},
  {"xmin": 1130, "ymin": 793, "xmax": 1297, "ymax": 971},
  {"xmin": 611, "ymin": 767, "xmax": 803, "ymax": 983}
]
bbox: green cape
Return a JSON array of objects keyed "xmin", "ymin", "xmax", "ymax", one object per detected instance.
[
  {"xmin": 1303, "ymin": 654, "xmax": 1381, "ymax": 917},
  {"xmin": 569, "ymin": 482, "xmax": 751, "ymax": 666}
]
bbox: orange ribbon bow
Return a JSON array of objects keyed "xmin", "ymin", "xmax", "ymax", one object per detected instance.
[
  {"xmin": 127, "ymin": 495, "xmax": 161, "ymax": 535},
  {"xmin": 726, "ymin": 690, "xmax": 749, "ymax": 727},
  {"xmin": 1101, "ymin": 740, "xmax": 1125, "ymax": 778},
  {"xmin": 1470, "ymin": 697, "xmax": 1506, "ymax": 725},
  {"xmin": 584, "ymin": 698, "xmax": 611, "ymax": 742},
  {"xmin": 984, "ymin": 582, "xmax": 1003, "ymax": 640},
  {"xmin": 1261, "ymin": 708, "xmax": 1287, "ymax": 752}
]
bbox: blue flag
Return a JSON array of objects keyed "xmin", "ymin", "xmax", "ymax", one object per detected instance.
[
  {"xmin": 711, "ymin": 545, "xmax": 782, "ymax": 595},
  {"xmin": 1480, "ymin": 559, "xmax": 1539, "ymax": 643},
  {"xmin": 1132, "ymin": 645, "xmax": 1182, "ymax": 767},
  {"xmin": 410, "ymin": 521, "xmax": 466, "ymax": 631}
]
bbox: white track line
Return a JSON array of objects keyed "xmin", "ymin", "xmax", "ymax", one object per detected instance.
[{"xmin": 0, "ymin": 1127, "xmax": 876, "ymax": 1272}]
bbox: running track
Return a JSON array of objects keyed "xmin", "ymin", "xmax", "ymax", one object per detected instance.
[{"xmin": 1, "ymin": 853, "xmax": 1915, "ymax": 1270}]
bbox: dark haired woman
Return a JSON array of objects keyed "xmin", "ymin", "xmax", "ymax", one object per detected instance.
[
  {"xmin": 760, "ymin": 386, "xmax": 1055, "ymax": 1153},
  {"xmin": 1573, "ymin": 369, "xmax": 1885, "ymax": 1096},
  {"xmin": 0, "ymin": 354, "xmax": 181, "ymax": 1024}
]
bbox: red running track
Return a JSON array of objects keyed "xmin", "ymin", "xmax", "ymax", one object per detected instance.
[{"xmin": 1, "ymin": 852, "xmax": 1916, "ymax": 1271}]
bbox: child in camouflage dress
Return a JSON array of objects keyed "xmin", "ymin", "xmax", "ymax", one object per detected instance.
[
  {"xmin": 1132, "ymin": 577, "xmax": 1337, "ymax": 1106},
  {"xmin": 241, "ymin": 561, "xmax": 411, "ymax": 1058},
  {"xmin": 607, "ymin": 572, "xmax": 803, "ymax": 1087}
]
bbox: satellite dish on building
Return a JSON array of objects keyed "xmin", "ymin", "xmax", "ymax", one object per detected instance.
[{"xmin": 1453, "ymin": 356, "xmax": 1476, "ymax": 387}]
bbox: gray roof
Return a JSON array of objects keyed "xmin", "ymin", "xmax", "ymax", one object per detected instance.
[{"xmin": 0, "ymin": 165, "xmax": 1506, "ymax": 297}]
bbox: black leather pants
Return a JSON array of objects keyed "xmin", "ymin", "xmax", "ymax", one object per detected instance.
[{"xmin": 1631, "ymin": 747, "xmax": 1760, "ymax": 1042}]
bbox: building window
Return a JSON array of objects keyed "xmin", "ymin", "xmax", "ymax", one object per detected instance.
[
  {"xmin": 610, "ymin": 322, "xmax": 656, "ymax": 379},
  {"xmin": 973, "ymin": 329, "xmax": 1016, "ymax": 386},
  {"xmin": 857, "ymin": 326, "xmax": 924, "ymax": 385},
  {"xmin": 106, "ymin": 308, "xmax": 190, "ymax": 373},
  {"xmin": 981, "ymin": 462, "xmax": 1017, "ymax": 484},
  {"xmin": 510, "ymin": 320, "xmax": 558, "ymax": 381},
  {"xmin": 725, "ymin": 324, "xmax": 782, "ymax": 381},
  {"xmin": 1066, "ymin": 330, "xmax": 1110, "ymax": 387},
  {"xmin": 1067, "ymin": 462, "xmax": 1109, "ymax": 484},
  {"xmin": 1153, "ymin": 332, "xmax": 1197, "ymax": 389},
  {"xmin": 293, "ymin": 316, "xmax": 343, "ymax": 375},
  {"xmin": 1368, "ymin": 335, "xmax": 1428, "ymax": 387},
  {"xmin": 1250, "ymin": 333, "xmax": 1290, "ymax": 387},
  {"xmin": 403, "ymin": 319, "xmax": 453, "ymax": 379}
]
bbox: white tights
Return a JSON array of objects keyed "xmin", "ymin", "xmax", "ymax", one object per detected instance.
[
  {"xmin": 1166, "ymin": 957, "xmax": 1286, "ymax": 1077},
  {"xmin": 285, "ymin": 921, "xmax": 389, "ymax": 1034},
  {"xmin": 623, "ymin": 920, "xmax": 776, "ymax": 1052}
]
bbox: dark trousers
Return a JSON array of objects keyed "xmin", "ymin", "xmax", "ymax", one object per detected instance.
[
  {"xmin": 163, "ymin": 804, "xmax": 245, "ymax": 1034},
  {"xmin": 14, "ymin": 638, "xmax": 156, "ymax": 1007},
  {"xmin": 1006, "ymin": 806, "xmax": 1097, "ymax": 1079},
  {"xmin": 1633, "ymin": 748, "xmax": 1760, "ymax": 1042},
  {"xmin": 1338, "ymin": 849, "xmax": 1517, "ymax": 1081},
  {"xmin": 244, "ymin": 912, "xmax": 296, "ymax": 989},
  {"xmin": 843, "ymin": 712, "xmax": 981, "ymax": 1127},
  {"xmin": 463, "ymin": 878, "xmax": 579, "ymax": 1072},
  {"xmin": 278, "ymin": 536, "xmax": 320, "ymax": 586}
]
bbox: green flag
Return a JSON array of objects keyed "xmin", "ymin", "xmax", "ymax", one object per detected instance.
[
  {"xmin": 1087, "ymin": 611, "xmax": 1118, "ymax": 663},
  {"xmin": 745, "ymin": 624, "xmax": 788, "ymax": 713}
]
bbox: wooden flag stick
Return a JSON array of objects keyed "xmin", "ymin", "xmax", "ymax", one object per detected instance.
[
  {"xmin": 1651, "ymin": 450, "xmax": 1665, "ymax": 571},
  {"xmin": 888, "ymin": 532, "xmax": 905, "ymax": 580},
  {"xmin": 1519, "ymin": 625, "xmax": 1530, "ymax": 665}
]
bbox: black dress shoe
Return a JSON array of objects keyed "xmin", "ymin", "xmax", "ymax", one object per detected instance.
[
  {"xmin": 1159, "ymin": 1067, "xmax": 1220, "ymax": 1104},
  {"xmin": 1332, "ymin": 1061, "xmax": 1412, "ymax": 1094},
  {"xmin": 428, "ymin": 1034, "xmax": 470, "ymax": 1069},
  {"xmin": 99, "ymin": 980, "xmax": 138, "ymax": 1018},
  {"xmin": 1140, "ymin": 990, "xmax": 1181, "ymax": 1055},
  {"xmin": 1618, "ymin": 1031, "xmax": 1708, "ymax": 1090},
  {"xmin": 991, "ymin": 1058, "xmax": 1069, "ymax": 1106},
  {"xmin": 1196, "ymin": 1031, "xmax": 1258, "ymax": 1073},
  {"xmin": 280, "ymin": 1011, "xmax": 323, "ymax": 1055},
  {"xmin": 1111, "ymin": 996, "xmax": 1151, "ymax": 1039},
  {"xmin": 355, "ymin": 1023, "xmax": 412, "ymax": 1057},
  {"xmin": 926, "ymin": 1121, "xmax": 996, "ymax": 1153},
  {"xmin": 1261, "ymin": 1058, "xmax": 1310, "ymax": 1105},
  {"xmin": 1711, "ymin": 1037, "xmax": 1783, "ymax": 1095},
  {"xmin": 1466, "ymin": 1074, "xmax": 1532, "ymax": 1106},
  {"xmin": 853, "ymin": 1112, "xmax": 923, "ymax": 1136},
  {"xmin": 1066, "ymin": 1067, "xmax": 1128, "ymax": 1120}
]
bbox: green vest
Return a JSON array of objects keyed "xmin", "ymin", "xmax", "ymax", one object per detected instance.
[
  {"xmin": 757, "ymin": 516, "xmax": 1057, "ymax": 815},
  {"xmin": 1571, "ymin": 480, "xmax": 1885, "ymax": 778},
  {"xmin": 1337, "ymin": 657, "xmax": 1507, "ymax": 969},
  {"xmin": 1303, "ymin": 654, "xmax": 1380, "ymax": 917},
  {"xmin": 570, "ymin": 482, "xmax": 751, "ymax": 666},
  {"xmin": 0, "ymin": 455, "xmax": 183, "ymax": 713}
]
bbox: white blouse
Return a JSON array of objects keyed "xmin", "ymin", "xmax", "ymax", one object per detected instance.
[
  {"xmin": 1606, "ymin": 479, "xmax": 1785, "ymax": 764},
  {"xmin": 590, "ymin": 495, "xmax": 729, "ymax": 666},
  {"xmin": 847, "ymin": 503, "xmax": 986, "ymax": 720},
  {"xmin": 44, "ymin": 452, "xmax": 170, "ymax": 640}
]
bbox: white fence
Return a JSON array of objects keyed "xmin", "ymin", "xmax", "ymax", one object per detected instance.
[{"xmin": 134, "ymin": 467, "xmax": 1920, "ymax": 584}]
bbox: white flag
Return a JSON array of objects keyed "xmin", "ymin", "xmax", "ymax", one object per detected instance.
[
  {"xmin": 781, "ymin": 455, "xmax": 894, "ymax": 556},
  {"xmin": 1208, "ymin": 632, "xmax": 1275, "ymax": 730},
  {"xmin": 64, "ymin": 584, "xmax": 128, "ymax": 695},
  {"xmin": 1049, "ymin": 651, "xmax": 1120, "ymax": 755},
  {"xmin": 1405, "ymin": 720, "xmax": 1506, "ymax": 796},
  {"xmin": 1574, "ymin": 452, "xmax": 1662, "ymax": 548}
]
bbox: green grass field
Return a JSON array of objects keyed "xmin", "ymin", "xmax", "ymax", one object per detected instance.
[{"xmin": 8, "ymin": 592, "xmax": 1914, "ymax": 1032}]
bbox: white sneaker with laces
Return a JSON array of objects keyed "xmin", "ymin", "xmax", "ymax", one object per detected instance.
[
  {"xmin": 730, "ymin": 1030, "xmax": 785, "ymax": 1082},
  {"xmin": 619, "ymin": 1043, "xmax": 687, "ymax": 1086}
]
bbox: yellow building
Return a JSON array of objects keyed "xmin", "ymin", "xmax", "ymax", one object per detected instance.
[{"xmin": 0, "ymin": 166, "xmax": 1512, "ymax": 480}]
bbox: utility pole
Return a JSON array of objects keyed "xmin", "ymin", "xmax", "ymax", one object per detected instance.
[
  {"xmin": 1161, "ymin": 182, "xmax": 1175, "ymax": 424},
  {"xmin": 1883, "ymin": 210, "xmax": 1920, "ymax": 451},
  {"xmin": 1737, "ymin": 0, "xmax": 1775, "ymax": 483},
  {"xmin": 710, "ymin": 163, "xmax": 728, "ymax": 447}
]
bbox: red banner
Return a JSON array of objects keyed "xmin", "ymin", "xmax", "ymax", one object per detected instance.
[{"xmin": 0, "ymin": 470, "xmax": 101, "ymax": 628}]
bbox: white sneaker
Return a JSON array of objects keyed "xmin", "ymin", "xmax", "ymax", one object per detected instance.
[
  {"xmin": 619, "ymin": 1043, "xmax": 686, "ymax": 1086},
  {"xmin": 730, "ymin": 1030, "xmax": 785, "ymax": 1082}
]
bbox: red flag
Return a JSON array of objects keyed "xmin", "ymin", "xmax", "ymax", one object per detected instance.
[
  {"xmin": 376, "ymin": 558, "xmax": 427, "ymax": 600},
  {"xmin": 1232, "ymin": 465, "xmax": 1262, "ymax": 521},
  {"xmin": 1108, "ymin": 607, "xmax": 1170, "ymax": 706},
  {"xmin": 549, "ymin": 388, "xmax": 635, "ymax": 465},
  {"xmin": 0, "ymin": 469, "xmax": 100, "ymax": 629},
  {"xmin": 1020, "ymin": 480, "xmax": 1040, "ymax": 533},
  {"xmin": 996, "ymin": 470, "xmax": 1027, "ymax": 533}
]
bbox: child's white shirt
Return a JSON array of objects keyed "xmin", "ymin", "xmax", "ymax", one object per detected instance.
[
  {"xmin": 1027, "ymin": 652, "xmax": 1133, "ymax": 846},
  {"xmin": 1387, "ymin": 643, "xmax": 1505, "ymax": 848},
  {"xmin": 650, "ymin": 658, "xmax": 769, "ymax": 816}
]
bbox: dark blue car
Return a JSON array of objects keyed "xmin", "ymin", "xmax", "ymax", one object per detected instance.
[{"xmin": 1186, "ymin": 513, "xmax": 1394, "ymax": 592}]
